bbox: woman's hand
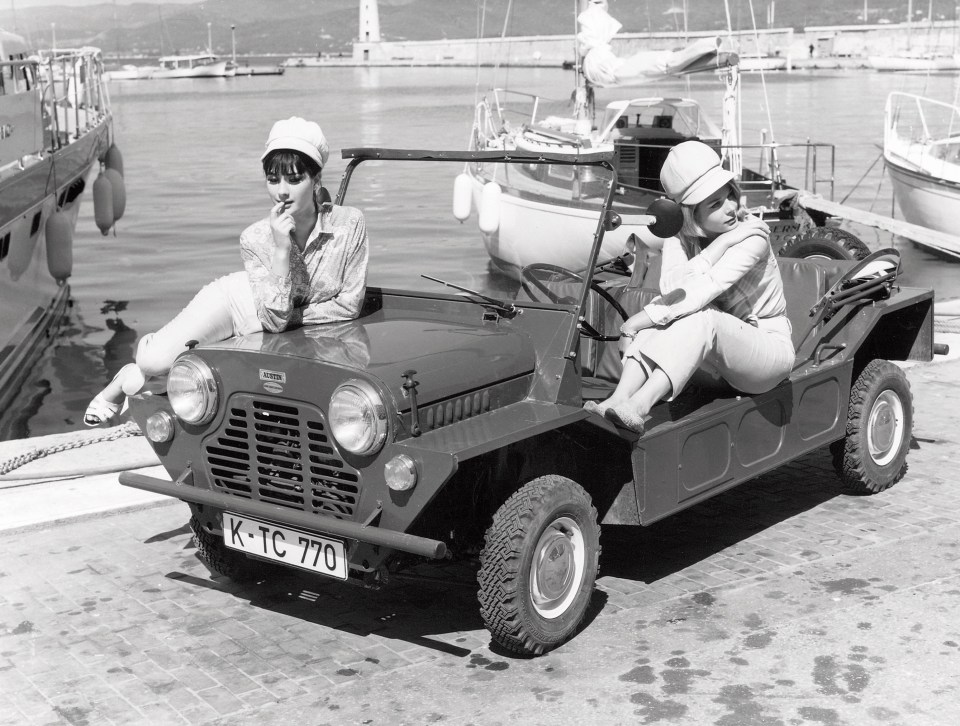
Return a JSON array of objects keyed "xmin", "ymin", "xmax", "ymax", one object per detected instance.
[{"xmin": 270, "ymin": 200, "xmax": 295, "ymax": 250}]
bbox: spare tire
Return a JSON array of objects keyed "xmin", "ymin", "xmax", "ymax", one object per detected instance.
[{"xmin": 779, "ymin": 227, "xmax": 871, "ymax": 261}]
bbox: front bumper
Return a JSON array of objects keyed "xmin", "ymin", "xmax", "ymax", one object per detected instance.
[{"xmin": 119, "ymin": 470, "xmax": 448, "ymax": 560}]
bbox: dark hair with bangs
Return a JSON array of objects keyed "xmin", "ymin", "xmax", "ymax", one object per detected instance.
[{"xmin": 262, "ymin": 149, "xmax": 321, "ymax": 179}]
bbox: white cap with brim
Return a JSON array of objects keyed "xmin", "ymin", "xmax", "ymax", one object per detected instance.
[
  {"xmin": 660, "ymin": 140, "xmax": 735, "ymax": 206},
  {"xmin": 261, "ymin": 116, "xmax": 329, "ymax": 168}
]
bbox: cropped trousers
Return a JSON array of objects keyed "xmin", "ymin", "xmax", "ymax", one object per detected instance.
[
  {"xmin": 135, "ymin": 271, "xmax": 261, "ymax": 377},
  {"xmin": 624, "ymin": 308, "xmax": 795, "ymax": 399}
]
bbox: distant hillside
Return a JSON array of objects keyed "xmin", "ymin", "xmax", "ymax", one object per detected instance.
[{"xmin": 0, "ymin": 0, "xmax": 923, "ymax": 57}]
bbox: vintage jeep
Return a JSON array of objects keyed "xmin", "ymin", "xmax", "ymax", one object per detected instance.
[{"xmin": 120, "ymin": 148, "xmax": 936, "ymax": 656}]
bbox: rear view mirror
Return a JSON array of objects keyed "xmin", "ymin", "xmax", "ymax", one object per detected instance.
[
  {"xmin": 603, "ymin": 210, "xmax": 622, "ymax": 231},
  {"xmin": 646, "ymin": 198, "xmax": 683, "ymax": 238}
]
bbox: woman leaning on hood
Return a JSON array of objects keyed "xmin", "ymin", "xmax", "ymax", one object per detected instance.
[
  {"xmin": 83, "ymin": 117, "xmax": 369, "ymax": 427},
  {"xmin": 585, "ymin": 140, "xmax": 795, "ymax": 434}
]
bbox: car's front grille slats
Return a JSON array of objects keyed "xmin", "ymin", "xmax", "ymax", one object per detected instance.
[{"xmin": 204, "ymin": 395, "xmax": 361, "ymax": 520}]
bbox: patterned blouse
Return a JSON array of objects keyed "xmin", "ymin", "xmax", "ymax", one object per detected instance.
[
  {"xmin": 643, "ymin": 226, "xmax": 787, "ymax": 329},
  {"xmin": 239, "ymin": 203, "xmax": 369, "ymax": 333}
]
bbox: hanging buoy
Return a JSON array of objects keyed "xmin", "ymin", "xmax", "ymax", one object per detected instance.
[
  {"xmin": 104, "ymin": 144, "xmax": 124, "ymax": 176},
  {"xmin": 45, "ymin": 211, "xmax": 73, "ymax": 281},
  {"xmin": 6, "ymin": 215, "xmax": 36, "ymax": 282},
  {"xmin": 103, "ymin": 168, "xmax": 126, "ymax": 222},
  {"xmin": 93, "ymin": 172, "xmax": 114, "ymax": 235},
  {"xmin": 478, "ymin": 181, "xmax": 501, "ymax": 234},
  {"xmin": 452, "ymin": 172, "xmax": 472, "ymax": 222}
]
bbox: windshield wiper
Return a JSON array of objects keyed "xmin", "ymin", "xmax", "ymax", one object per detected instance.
[{"xmin": 421, "ymin": 275, "xmax": 519, "ymax": 319}]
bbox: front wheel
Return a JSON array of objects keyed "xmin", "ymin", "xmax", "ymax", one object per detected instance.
[
  {"xmin": 478, "ymin": 475, "xmax": 600, "ymax": 655},
  {"xmin": 830, "ymin": 359, "xmax": 912, "ymax": 493},
  {"xmin": 190, "ymin": 516, "xmax": 274, "ymax": 583}
]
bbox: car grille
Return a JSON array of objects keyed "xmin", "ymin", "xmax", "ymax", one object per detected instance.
[{"xmin": 202, "ymin": 395, "xmax": 361, "ymax": 520}]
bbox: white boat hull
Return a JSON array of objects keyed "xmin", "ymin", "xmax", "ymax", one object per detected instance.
[
  {"xmin": 739, "ymin": 56, "xmax": 787, "ymax": 72},
  {"xmin": 151, "ymin": 60, "xmax": 235, "ymax": 79},
  {"xmin": 869, "ymin": 55, "xmax": 960, "ymax": 71},
  {"xmin": 886, "ymin": 158, "xmax": 960, "ymax": 255},
  {"xmin": 466, "ymin": 172, "xmax": 662, "ymax": 279}
]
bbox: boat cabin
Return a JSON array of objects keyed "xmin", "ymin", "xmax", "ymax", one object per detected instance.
[
  {"xmin": 158, "ymin": 53, "xmax": 221, "ymax": 70},
  {"xmin": 1, "ymin": 30, "xmax": 43, "ymax": 174},
  {"xmin": 596, "ymin": 98, "xmax": 723, "ymax": 193}
]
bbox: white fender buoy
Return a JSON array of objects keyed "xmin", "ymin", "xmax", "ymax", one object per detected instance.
[
  {"xmin": 478, "ymin": 181, "xmax": 501, "ymax": 235},
  {"xmin": 103, "ymin": 168, "xmax": 126, "ymax": 222},
  {"xmin": 104, "ymin": 144, "xmax": 124, "ymax": 176},
  {"xmin": 93, "ymin": 172, "xmax": 114, "ymax": 235},
  {"xmin": 45, "ymin": 211, "xmax": 73, "ymax": 281},
  {"xmin": 6, "ymin": 215, "xmax": 36, "ymax": 281},
  {"xmin": 452, "ymin": 172, "xmax": 472, "ymax": 222}
]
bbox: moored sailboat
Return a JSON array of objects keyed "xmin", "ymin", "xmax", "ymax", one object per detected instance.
[
  {"xmin": 883, "ymin": 91, "xmax": 960, "ymax": 259},
  {"xmin": 458, "ymin": 1, "xmax": 858, "ymax": 279}
]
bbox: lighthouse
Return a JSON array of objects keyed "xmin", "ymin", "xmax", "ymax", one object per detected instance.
[
  {"xmin": 355, "ymin": 0, "xmax": 382, "ymax": 61},
  {"xmin": 359, "ymin": 0, "xmax": 381, "ymax": 44}
]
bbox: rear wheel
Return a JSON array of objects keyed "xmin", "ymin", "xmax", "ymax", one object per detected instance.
[
  {"xmin": 830, "ymin": 359, "xmax": 912, "ymax": 493},
  {"xmin": 478, "ymin": 475, "xmax": 600, "ymax": 655},
  {"xmin": 780, "ymin": 227, "xmax": 871, "ymax": 261}
]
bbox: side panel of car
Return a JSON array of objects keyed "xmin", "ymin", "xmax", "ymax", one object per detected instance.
[{"xmin": 632, "ymin": 364, "xmax": 851, "ymax": 525}]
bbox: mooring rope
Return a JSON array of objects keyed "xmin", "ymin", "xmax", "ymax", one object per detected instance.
[{"xmin": 0, "ymin": 421, "xmax": 143, "ymax": 478}]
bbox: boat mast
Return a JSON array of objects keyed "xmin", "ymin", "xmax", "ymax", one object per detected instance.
[{"xmin": 573, "ymin": 0, "xmax": 592, "ymax": 130}]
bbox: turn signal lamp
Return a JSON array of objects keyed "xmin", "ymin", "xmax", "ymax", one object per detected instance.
[
  {"xmin": 145, "ymin": 411, "xmax": 175, "ymax": 443},
  {"xmin": 384, "ymin": 454, "xmax": 418, "ymax": 491}
]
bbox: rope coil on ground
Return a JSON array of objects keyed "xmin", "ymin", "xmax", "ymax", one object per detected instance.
[{"xmin": 0, "ymin": 421, "xmax": 143, "ymax": 478}]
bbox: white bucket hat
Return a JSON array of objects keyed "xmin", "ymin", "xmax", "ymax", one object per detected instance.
[
  {"xmin": 660, "ymin": 140, "xmax": 734, "ymax": 205},
  {"xmin": 261, "ymin": 116, "xmax": 329, "ymax": 168}
]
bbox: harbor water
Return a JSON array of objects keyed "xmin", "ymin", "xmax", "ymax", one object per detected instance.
[{"xmin": 7, "ymin": 66, "xmax": 958, "ymax": 439}]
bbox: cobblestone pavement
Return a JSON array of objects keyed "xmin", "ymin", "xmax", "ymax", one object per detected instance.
[{"xmin": 2, "ymin": 361, "xmax": 960, "ymax": 725}]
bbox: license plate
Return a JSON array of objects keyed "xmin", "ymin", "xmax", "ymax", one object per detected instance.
[{"xmin": 221, "ymin": 513, "xmax": 348, "ymax": 580}]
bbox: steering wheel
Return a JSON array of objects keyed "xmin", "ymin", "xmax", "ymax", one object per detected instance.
[{"xmin": 519, "ymin": 263, "xmax": 629, "ymax": 341}]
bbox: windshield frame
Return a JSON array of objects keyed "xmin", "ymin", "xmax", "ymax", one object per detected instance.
[{"xmin": 334, "ymin": 148, "xmax": 621, "ymax": 358}]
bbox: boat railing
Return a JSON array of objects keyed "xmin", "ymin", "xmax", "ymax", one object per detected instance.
[
  {"xmin": 613, "ymin": 138, "xmax": 836, "ymax": 202},
  {"xmin": 886, "ymin": 91, "xmax": 960, "ymax": 148},
  {"xmin": 487, "ymin": 88, "xmax": 574, "ymax": 130},
  {"xmin": 34, "ymin": 47, "xmax": 111, "ymax": 150},
  {"xmin": 732, "ymin": 140, "xmax": 837, "ymax": 201}
]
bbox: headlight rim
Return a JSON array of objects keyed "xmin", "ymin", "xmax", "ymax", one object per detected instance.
[
  {"xmin": 329, "ymin": 378, "xmax": 389, "ymax": 456},
  {"xmin": 168, "ymin": 354, "xmax": 219, "ymax": 426}
]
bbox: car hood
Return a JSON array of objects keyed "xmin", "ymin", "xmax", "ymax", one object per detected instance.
[{"xmin": 206, "ymin": 316, "xmax": 537, "ymax": 406}]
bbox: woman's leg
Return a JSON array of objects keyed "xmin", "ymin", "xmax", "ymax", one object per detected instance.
[
  {"xmin": 86, "ymin": 273, "xmax": 257, "ymax": 424},
  {"xmin": 604, "ymin": 310, "xmax": 794, "ymax": 431},
  {"xmin": 135, "ymin": 271, "xmax": 259, "ymax": 377},
  {"xmin": 596, "ymin": 356, "xmax": 649, "ymax": 411}
]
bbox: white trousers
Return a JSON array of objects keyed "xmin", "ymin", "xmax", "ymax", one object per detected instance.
[
  {"xmin": 135, "ymin": 271, "xmax": 261, "ymax": 377},
  {"xmin": 625, "ymin": 309, "xmax": 795, "ymax": 399}
]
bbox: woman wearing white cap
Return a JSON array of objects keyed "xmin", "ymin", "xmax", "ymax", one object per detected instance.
[
  {"xmin": 83, "ymin": 117, "xmax": 369, "ymax": 426},
  {"xmin": 585, "ymin": 140, "xmax": 794, "ymax": 434}
]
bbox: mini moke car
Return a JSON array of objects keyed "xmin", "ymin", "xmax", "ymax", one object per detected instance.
[{"xmin": 121, "ymin": 149, "xmax": 935, "ymax": 655}]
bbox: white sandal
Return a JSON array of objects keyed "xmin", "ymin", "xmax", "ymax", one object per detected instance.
[{"xmin": 83, "ymin": 364, "xmax": 145, "ymax": 427}]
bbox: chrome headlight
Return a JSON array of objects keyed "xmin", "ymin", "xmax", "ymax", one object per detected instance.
[
  {"xmin": 167, "ymin": 355, "xmax": 218, "ymax": 425},
  {"xmin": 328, "ymin": 379, "xmax": 388, "ymax": 455}
]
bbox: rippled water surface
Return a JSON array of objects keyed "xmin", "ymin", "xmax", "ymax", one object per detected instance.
[{"xmin": 8, "ymin": 66, "xmax": 959, "ymax": 439}]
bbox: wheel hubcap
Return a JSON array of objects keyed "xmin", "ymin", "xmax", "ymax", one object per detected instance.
[
  {"xmin": 867, "ymin": 390, "xmax": 904, "ymax": 466},
  {"xmin": 530, "ymin": 516, "xmax": 585, "ymax": 619}
]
